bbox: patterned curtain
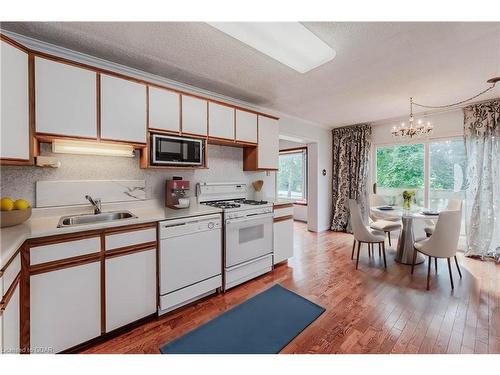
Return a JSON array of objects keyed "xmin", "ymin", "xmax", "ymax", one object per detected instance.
[
  {"xmin": 463, "ymin": 99, "xmax": 500, "ymax": 260},
  {"xmin": 331, "ymin": 124, "xmax": 371, "ymax": 232}
]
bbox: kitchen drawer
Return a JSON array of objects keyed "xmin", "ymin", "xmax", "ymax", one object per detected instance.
[
  {"xmin": 274, "ymin": 205, "xmax": 294, "ymax": 218},
  {"xmin": 1, "ymin": 252, "xmax": 20, "ymax": 296},
  {"xmin": 105, "ymin": 227, "xmax": 156, "ymax": 251},
  {"xmin": 225, "ymin": 254, "xmax": 272, "ymax": 290},
  {"xmin": 30, "ymin": 237, "xmax": 100, "ymax": 266},
  {"xmin": 159, "ymin": 274, "xmax": 221, "ymax": 314}
]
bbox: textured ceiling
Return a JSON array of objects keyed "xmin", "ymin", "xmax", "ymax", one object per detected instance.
[{"xmin": 2, "ymin": 22, "xmax": 499, "ymax": 128}]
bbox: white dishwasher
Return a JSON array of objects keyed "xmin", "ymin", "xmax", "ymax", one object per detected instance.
[{"xmin": 158, "ymin": 213, "xmax": 222, "ymax": 315}]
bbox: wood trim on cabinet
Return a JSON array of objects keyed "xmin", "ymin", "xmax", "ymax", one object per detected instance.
[
  {"xmin": 0, "ymin": 272, "xmax": 21, "ymax": 312},
  {"xmin": 104, "ymin": 242, "xmax": 156, "ymax": 259},
  {"xmin": 147, "ymin": 128, "xmax": 181, "ymax": 136},
  {"xmin": 28, "ymin": 53, "xmax": 36, "ymax": 163},
  {"xmin": 206, "ymin": 100, "xmax": 209, "ymax": 137},
  {"xmin": 233, "ymin": 108, "xmax": 237, "ymax": 142},
  {"xmin": 35, "ymin": 132, "xmax": 97, "ymax": 142},
  {"xmin": 243, "ymin": 146, "xmax": 258, "ymax": 171},
  {"xmin": 28, "ymin": 230, "xmax": 102, "ymax": 248},
  {"xmin": 103, "ymin": 222, "xmax": 156, "ymax": 235},
  {"xmin": 0, "ymin": 158, "xmax": 32, "ymax": 166},
  {"xmin": 0, "ymin": 33, "xmax": 30, "ymax": 53},
  {"xmin": 29, "ymin": 252, "xmax": 101, "ymax": 275},
  {"xmin": 96, "ymin": 73, "xmax": 101, "ymax": 141},
  {"xmin": 35, "ymin": 133, "xmax": 147, "ymax": 149},
  {"xmin": 20, "ymin": 243, "xmax": 30, "ymax": 353},
  {"xmin": 273, "ymin": 202, "xmax": 294, "ymax": 209},
  {"xmin": 100, "ymin": 233, "xmax": 106, "ymax": 334},
  {"xmin": 97, "ymin": 138, "xmax": 147, "ymax": 147},
  {"xmin": 176, "ymin": 131, "xmax": 207, "ymax": 140},
  {"xmin": 0, "ymin": 247, "xmax": 21, "ymax": 278},
  {"xmin": 273, "ymin": 215, "xmax": 294, "ymax": 223}
]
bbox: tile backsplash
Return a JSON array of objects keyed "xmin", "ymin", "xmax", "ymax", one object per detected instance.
[{"xmin": 0, "ymin": 143, "xmax": 275, "ymax": 206}]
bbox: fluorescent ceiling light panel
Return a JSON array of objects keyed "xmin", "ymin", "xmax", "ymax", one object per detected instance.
[
  {"xmin": 52, "ymin": 139, "xmax": 135, "ymax": 157},
  {"xmin": 208, "ymin": 22, "xmax": 335, "ymax": 73}
]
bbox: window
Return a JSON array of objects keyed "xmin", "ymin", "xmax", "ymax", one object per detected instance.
[
  {"xmin": 375, "ymin": 138, "xmax": 466, "ymax": 212},
  {"xmin": 277, "ymin": 148, "xmax": 307, "ymax": 203},
  {"xmin": 376, "ymin": 144, "xmax": 425, "ymax": 206},
  {"xmin": 429, "ymin": 139, "xmax": 466, "ymax": 210}
]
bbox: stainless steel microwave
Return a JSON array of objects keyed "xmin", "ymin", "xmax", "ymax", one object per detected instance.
[{"xmin": 150, "ymin": 134, "xmax": 204, "ymax": 166}]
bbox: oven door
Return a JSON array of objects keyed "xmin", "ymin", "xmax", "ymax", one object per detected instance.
[
  {"xmin": 151, "ymin": 134, "xmax": 203, "ymax": 166},
  {"xmin": 225, "ymin": 213, "xmax": 273, "ymax": 268}
]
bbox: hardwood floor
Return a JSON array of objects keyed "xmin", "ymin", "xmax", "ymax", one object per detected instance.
[{"xmin": 82, "ymin": 222, "xmax": 500, "ymax": 354}]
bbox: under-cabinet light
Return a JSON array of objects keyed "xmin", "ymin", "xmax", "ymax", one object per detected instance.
[
  {"xmin": 52, "ymin": 139, "xmax": 135, "ymax": 157},
  {"xmin": 207, "ymin": 22, "xmax": 336, "ymax": 73}
]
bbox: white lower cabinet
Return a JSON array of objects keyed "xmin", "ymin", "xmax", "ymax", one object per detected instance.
[
  {"xmin": 105, "ymin": 249, "xmax": 157, "ymax": 332},
  {"xmin": 30, "ymin": 262, "xmax": 101, "ymax": 354},
  {"xmin": 273, "ymin": 218, "xmax": 294, "ymax": 265},
  {"xmin": 1, "ymin": 284, "xmax": 20, "ymax": 354}
]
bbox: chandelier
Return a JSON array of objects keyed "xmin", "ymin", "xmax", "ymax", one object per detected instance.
[{"xmin": 392, "ymin": 77, "xmax": 499, "ymax": 139}]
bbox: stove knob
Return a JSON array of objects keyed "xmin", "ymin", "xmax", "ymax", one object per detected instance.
[{"xmin": 208, "ymin": 222, "xmax": 215, "ymax": 229}]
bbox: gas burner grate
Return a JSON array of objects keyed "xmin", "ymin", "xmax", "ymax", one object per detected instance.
[
  {"xmin": 204, "ymin": 202, "xmax": 241, "ymax": 209},
  {"xmin": 234, "ymin": 199, "xmax": 269, "ymax": 205}
]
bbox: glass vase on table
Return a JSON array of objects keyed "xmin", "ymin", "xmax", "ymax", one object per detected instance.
[{"xmin": 402, "ymin": 190, "xmax": 415, "ymax": 215}]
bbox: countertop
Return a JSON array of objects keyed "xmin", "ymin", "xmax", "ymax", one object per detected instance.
[{"xmin": 0, "ymin": 200, "xmax": 222, "ymax": 269}]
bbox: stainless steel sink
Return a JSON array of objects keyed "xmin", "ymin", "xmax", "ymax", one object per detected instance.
[{"xmin": 57, "ymin": 210, "xmax": 138, "ymax": 228}]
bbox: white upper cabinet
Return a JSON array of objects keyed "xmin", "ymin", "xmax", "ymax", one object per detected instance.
[
  {"xmin": 235, "ymin": 110, "xmax": 257, "ymax": 143},
  {"xmin": 257, "ymin": 116, "xmax": 279, "ymax": 169},
  {"xmin": 181, "ymin": 95, "xmax": 207, "ymax": 136},
  {"xmin": 208, "ymin": 102, "xmax": 234, "ymax": 140},
  {"xmin": 1, "ymin": 40, "xmax": 29, "ymax": 160},
  {"xmin": 35, "ymin": 57, "xmax": 97, "ymax": 138},
  {"xmin": 148, "ymin": 86, "xmax": 180, "ymax": 132},
  {"xmin": 101, "ymin": 74, "xmax": 147, "ymax": 143}
]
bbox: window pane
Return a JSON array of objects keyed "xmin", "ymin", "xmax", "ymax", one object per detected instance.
[
  {"xmin": 376, "ymin": 144, "xmax": 424, "ymax": 206},
  {"xmin": 429, "ymin": 139, "xmax": 466, "ymax": 210},
  {"xmin": 277, "ymin": 151, "xmax": 306, "ymax": 201}
]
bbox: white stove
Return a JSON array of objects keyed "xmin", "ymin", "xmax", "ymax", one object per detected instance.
[{"xmin": 197, "ymin": 182, "xmax": 274, "ymax": 290}]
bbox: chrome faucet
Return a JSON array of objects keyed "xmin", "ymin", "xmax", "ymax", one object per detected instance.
[{"xmin": 85, "ymin": 195, "xmax": 102, "ymax": 214}]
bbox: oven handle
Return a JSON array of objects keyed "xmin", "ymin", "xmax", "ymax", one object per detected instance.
[{"xmin": 225, "ymin": 212, "xmax": 274, "ymax": 225}]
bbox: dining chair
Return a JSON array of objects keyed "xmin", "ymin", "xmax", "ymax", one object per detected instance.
[
  {"xmin": 369, "ymin": 194, "xmax": 402, "ymax": 246},
  {"xmin": 411, "ymin": 210, "xmax": 462, "ymax": 290},
  {"xmin": 424, "ymin": 199, "xmax": 462, "ymax": 237},
  {"xmin": 349, "ymin": 199, "xmax": 387, "ymax": 269}
]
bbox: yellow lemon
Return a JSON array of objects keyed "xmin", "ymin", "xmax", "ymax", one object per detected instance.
[
  {"xmin": 13, "ymin": 199, "xmax": 30, "ymax": 210},
  {"xmin": 1, "ymin": 197, "xmax": 15, "ymax": 211}
]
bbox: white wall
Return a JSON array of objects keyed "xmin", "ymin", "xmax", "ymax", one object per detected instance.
[
  {"xmin": 372, "ymin": 109, "xmax": 464, "ymax": 145},
  {"xmin": 278, "ymin": 116, "xmax": 332, "ymax": 232},
  {"xmin": 279, "ymin": 139, "xmax": 306, "ymax": 150}
]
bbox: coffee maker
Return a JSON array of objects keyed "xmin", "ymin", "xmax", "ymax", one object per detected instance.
[{"xmin": 165, "ymin": 177, "xmax": 190, "ymax": 209}]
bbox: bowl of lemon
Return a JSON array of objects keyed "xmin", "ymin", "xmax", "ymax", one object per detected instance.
[{"xmin": 1, "ymin": 197, "xmax": 32, "ymax": 228}]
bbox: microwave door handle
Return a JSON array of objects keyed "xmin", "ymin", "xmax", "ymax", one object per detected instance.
[{"xmin": 226, "ymin": 212, "xmax": 274, "ymax": 225}]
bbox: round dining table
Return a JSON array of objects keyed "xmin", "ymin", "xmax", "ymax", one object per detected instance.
[{"xmin": 370, "ymin": 206, "xmax": 439, "ymax": 265}]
